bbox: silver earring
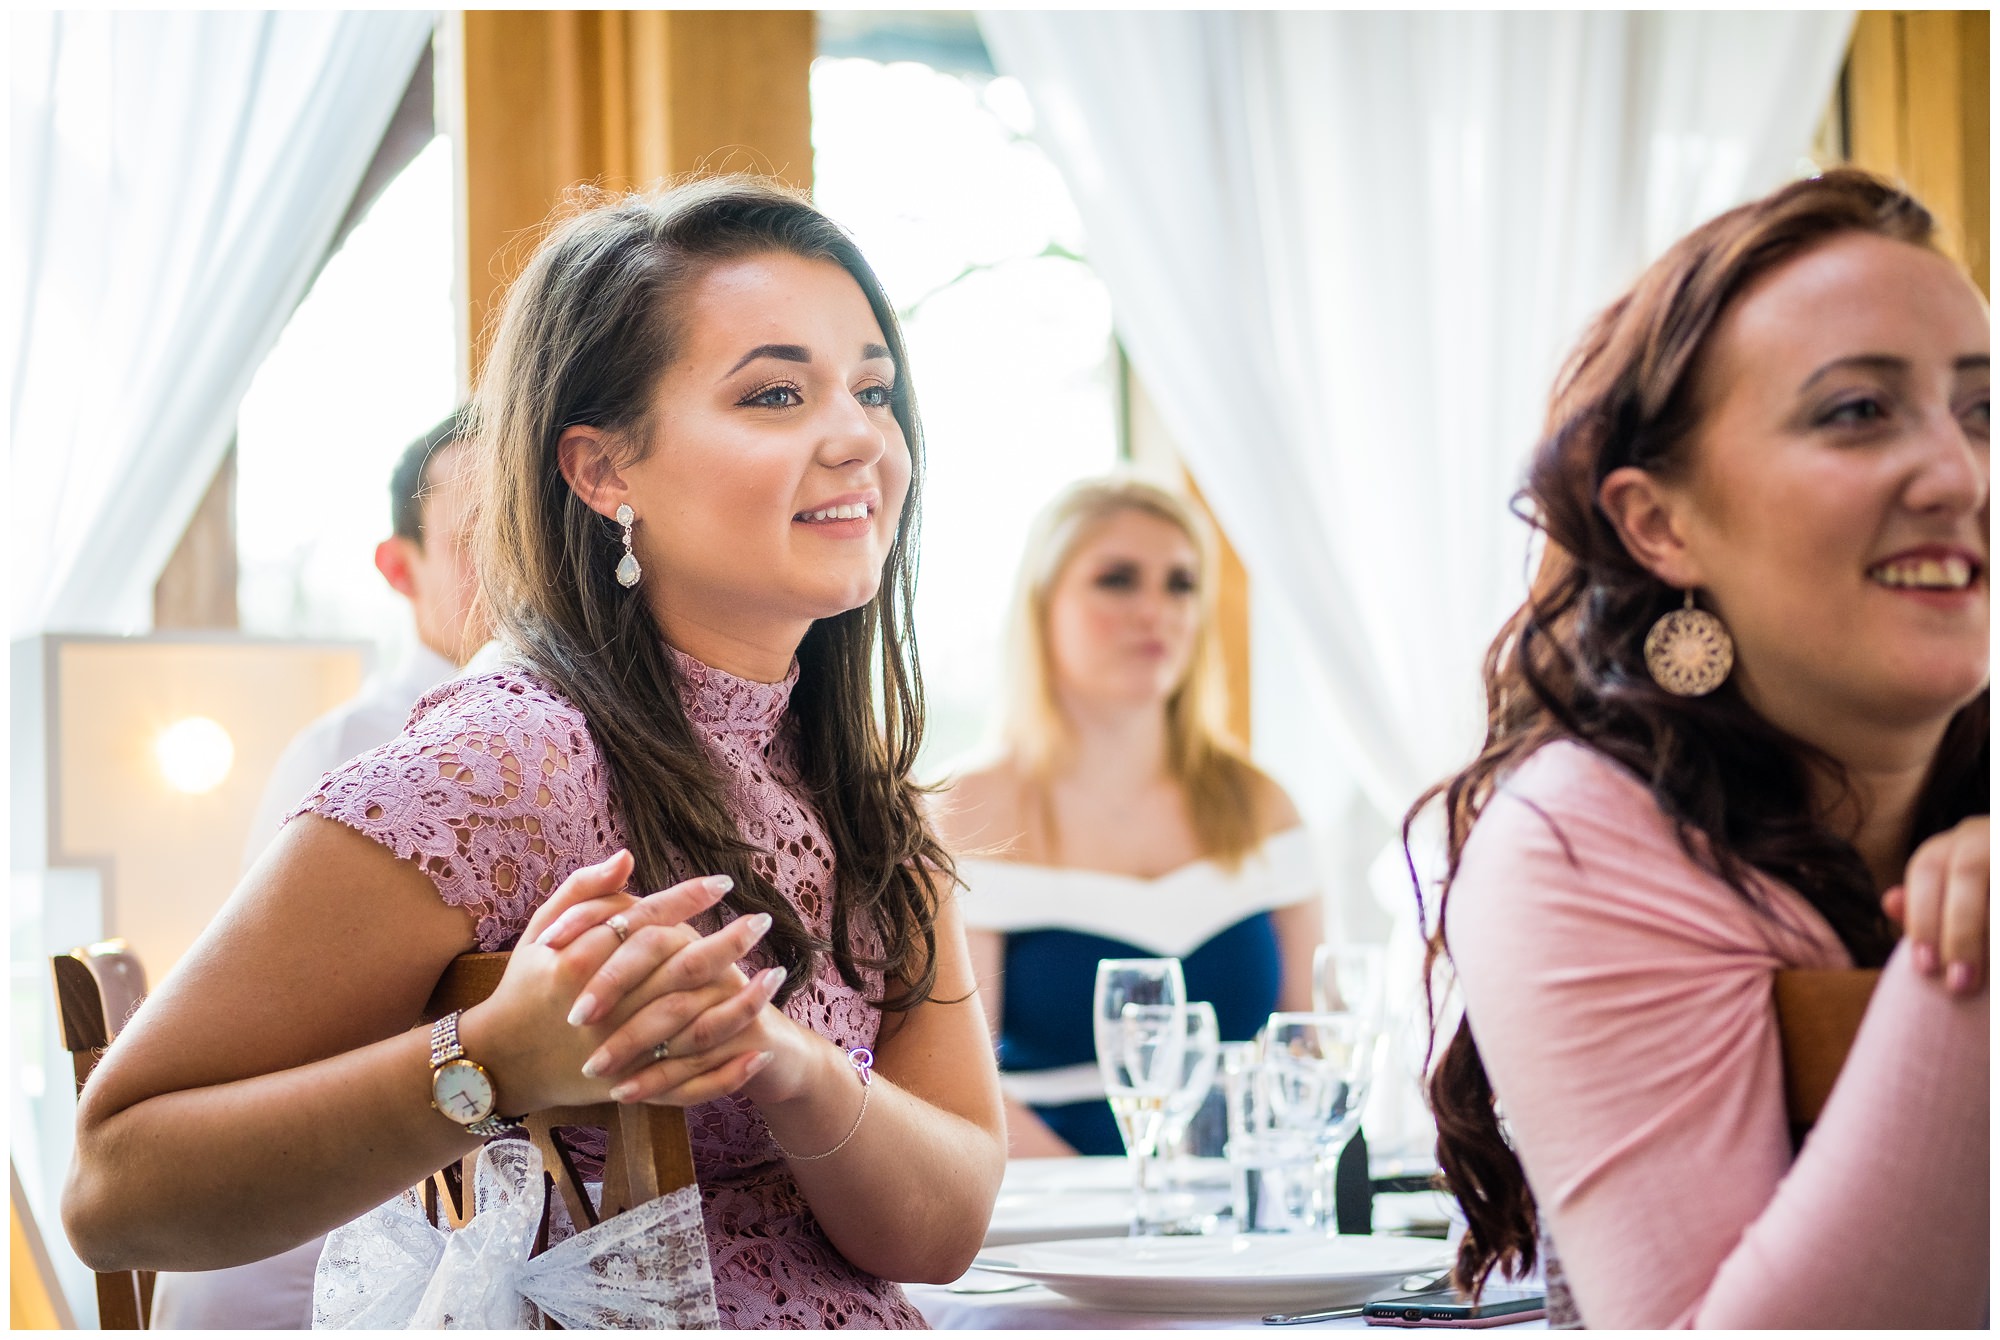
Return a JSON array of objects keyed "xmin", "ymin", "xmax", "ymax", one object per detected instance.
[
  {"xmin": 614, "ymin": 504, "xmax": 641, "ymax": 588},
  {"xmin": 1644, "ymin": 589, "xmax": 1733, "ymax": 696}
]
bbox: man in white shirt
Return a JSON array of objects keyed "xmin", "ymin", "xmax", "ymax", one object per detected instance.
[{"xmin": 150, "ymin": 411, "xmax": 487, "ymax": 1330}]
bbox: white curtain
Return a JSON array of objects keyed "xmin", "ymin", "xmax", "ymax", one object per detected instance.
[
  {"xmin": 9, "ymin": 10, "xmax": 436, "ymax": 637},
  {"xmin": 979, "ymin": 10, "xmax": 1854, "ymax": 1153},
  {"xmin": 978, "ymin": 9, "xmax": 1853, "ymax": 827}
]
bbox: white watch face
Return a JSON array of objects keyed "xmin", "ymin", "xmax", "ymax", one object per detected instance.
[{"xmin": 432, "ymin": 1058, "xmax": 496, "ymax": 1124}]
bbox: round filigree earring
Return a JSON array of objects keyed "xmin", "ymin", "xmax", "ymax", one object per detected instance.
[
  {"xmin": 614, "ymin": 504, "xmax": 641, "ymax": 588},
  {"xmin": 1643, "ymin": 589, "xmax": 1734, "ymax": 696}
]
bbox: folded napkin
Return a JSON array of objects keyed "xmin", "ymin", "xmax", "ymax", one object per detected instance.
[{"xmin": 313, "ymin": 1138, "xmax": 718, "ymax": 1329}]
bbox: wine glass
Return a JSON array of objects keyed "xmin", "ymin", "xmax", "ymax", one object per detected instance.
[
  {"xmin": 1093, "ymin": 958, "xmax": 1187, "ymax": 1234},
  {"xmin": 1159, "ymin": 1001, "xmax": 1222, "ymax": 1154},
  {"xmin": 1313, "ymin": 942, "xmax": 1386, "ymax": 1024},
  {"xmin": 1153, "ymin": 1001, "xmax": 1222, "ymax": 1229},
  {"xmin": 1261, "ymin": 1010, "xmax": 1378, "ymax": 1230}
]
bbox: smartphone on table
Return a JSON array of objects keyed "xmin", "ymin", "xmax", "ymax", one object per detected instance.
[{"xmin": 1362, "ymin": 1287, "xmax": 1547, "ymax": 1328}]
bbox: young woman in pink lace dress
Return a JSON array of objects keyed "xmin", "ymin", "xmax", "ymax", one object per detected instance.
[{"xmin": 65, "ymin": 177, "xmax": 1006, "ymax": 1327}]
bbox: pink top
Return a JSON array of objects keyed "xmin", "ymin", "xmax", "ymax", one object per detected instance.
[
  {"xmin": 293, "ymin": 649, "xmax": 926, "ymax": 1329},
  {"xmin": 1448, "ymin": 740, "xmax": 1988, "ymax": 1328}
]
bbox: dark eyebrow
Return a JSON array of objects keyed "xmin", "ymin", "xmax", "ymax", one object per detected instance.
[
  {"xmin": 724, "ymin": 342, "xmax": 897, "ymax": 379},
  {"xmin": 1799, "ymin": 352, "xmax": 1990, "ymax": 394},
  {"xmin": 724, "ymin": 343, "xmax": 810, "ymax": 378},
  {"xmin": 1798, "ymin": 354, "xmax": 1907, "ymax": 394}
]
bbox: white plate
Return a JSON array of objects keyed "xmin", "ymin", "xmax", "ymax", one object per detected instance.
[
  {"xmin": 972, "ymin": 1232, "xmax": 1451, "ymax": 1314},
  {"xmin": 984, "ymin": 1189, "xmax": 1225, "ymax": 1247}
]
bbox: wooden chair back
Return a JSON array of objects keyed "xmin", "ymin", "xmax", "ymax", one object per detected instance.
[
  {"xmin": 1773, "ymin": 968, "xmax": 1881, "ymax": 1139},
  {"xmin": 50, "ymin": 940, "xmax": 154, "ymax": 1328},
  {"xmin": 421, "ymin": 952, "xmax": 698, "ymax": 1249}
]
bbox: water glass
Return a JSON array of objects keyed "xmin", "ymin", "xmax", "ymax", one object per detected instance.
[
  {"xmin": 1222, "ymin": 1046, "xmax": 1320, "ymax": 1233},
  {"xmin": 1092, "ymin": 958, "xmax": 1187, "ymax": 1233}
]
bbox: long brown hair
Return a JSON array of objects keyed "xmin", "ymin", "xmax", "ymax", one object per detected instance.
[
  {"xmin": 1407, "ymin": 168, "xmax": 1990, "ymax": 1293},
  {"xmin": 999, "ymin": 473, "xmax": 1265, "ymax": 868},
  {"xmin": 474, "ymin": 176, "xmax": 951, "ymax": 1009}
]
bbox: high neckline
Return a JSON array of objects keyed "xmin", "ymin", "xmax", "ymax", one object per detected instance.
[{"xmin": 668, "ymin": 644, "xmax": 798, "ymax": 743}]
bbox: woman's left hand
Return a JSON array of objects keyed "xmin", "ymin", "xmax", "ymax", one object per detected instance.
[
  {"xmin": 537, "ymin": 880, "xmax": 814, "ymax": 1103},
  {"xmin": 1882, "ymin": 815, "xmax": 1989, "ymax": 995}
]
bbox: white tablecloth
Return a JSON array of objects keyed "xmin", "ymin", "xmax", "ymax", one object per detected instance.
[{"xmin": 910, "ymin": 1279, "xmax": 1549, "ymax": 1330}]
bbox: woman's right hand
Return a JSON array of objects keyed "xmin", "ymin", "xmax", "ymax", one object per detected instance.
[
  {"xmin": 1882, "ymin": 815, "xmax": 1989, "ymax": 996},
  {"xmin": 459, "ymin": 850, "xmax": 764, "ymax": 1112}
]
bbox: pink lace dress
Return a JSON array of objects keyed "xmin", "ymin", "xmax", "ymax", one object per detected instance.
[{"xmin": 292, "ymin": 649, "xmax": 927, "ymax": 1329}]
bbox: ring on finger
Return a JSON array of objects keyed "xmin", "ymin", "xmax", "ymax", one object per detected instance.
[
  {"xmin": 652, "ymin": 1039, "xmax": 672, "ymax": 1063},
  {"xmin": 607, "ymin": 913, "xmax": 631, "ymax": 943}
]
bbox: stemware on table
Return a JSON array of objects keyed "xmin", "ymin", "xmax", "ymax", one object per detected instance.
[
  {"xmin": 1261, "ymin": 1010, "xmax": 1378, "ymax": 1231},
  {"xmin": 1091, "ymin": 958, "xmax": 1187, "ymax": 1236}
]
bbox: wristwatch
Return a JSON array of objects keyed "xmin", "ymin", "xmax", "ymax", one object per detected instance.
[{"xmin": 428, "ymin": 1010, "xmax": 524, "ymax": 1137}]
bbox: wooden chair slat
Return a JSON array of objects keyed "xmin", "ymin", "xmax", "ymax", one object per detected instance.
[
  {"xmin": 51, "ymin": 941, "xmax": 155, "ymax": 1328},
  {"xmin": 1774, "ymin": 968, "xmax": 1880, "ymax": 1134}
]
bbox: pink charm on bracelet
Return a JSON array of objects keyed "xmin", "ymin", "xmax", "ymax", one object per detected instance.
[{"xmin": 848, "ymin": 1046, "xmax": 874, "ymax": 1086}]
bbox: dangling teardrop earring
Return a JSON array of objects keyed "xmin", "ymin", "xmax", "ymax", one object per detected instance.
[
  {"xmin": 1643, "ymin": 589, "xmax": 1734, "ymax": 696},
  {"xmin": 614, "ymin": 504, "xmax": 641, "ymax": 588}
]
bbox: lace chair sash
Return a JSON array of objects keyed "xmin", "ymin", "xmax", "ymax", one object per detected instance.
[{"xmin": 314, "ymin": 1139, "xmax": 718, "ymax": 1330}]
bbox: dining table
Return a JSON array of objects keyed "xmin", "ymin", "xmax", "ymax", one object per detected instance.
[{"xmin": 909, "ymin": 1157, "xmax": 1548, "ymax": 1331}]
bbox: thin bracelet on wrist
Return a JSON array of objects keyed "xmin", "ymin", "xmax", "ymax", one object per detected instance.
[{"xmin": 771, "ymin": 1047, "xmax": 874, "ymax": 1162}]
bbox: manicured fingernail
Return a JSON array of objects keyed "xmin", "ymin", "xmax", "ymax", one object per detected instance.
[
  {"xmin": 582, "ymin": 1054, "xmax": 607, "ymax": 1079},
  {"xmin": 746, "ymin": 913, "xmax": 773, "ymax": 936},
  {"xmin": 535, "ymin": 922, "xmax": 563, "ymax": 946},
  {"xmin": 707, "ymin": 874, "xmax": 734, "ymax": 895},
  {"xmin": 747, "ymin": 1051, "xmax": 774, "ymax": 1076},
  {"xmin": 567, "ymin": 994, "xmax": 597, "ymax": 1027},
  {"xmin": 1946, "ymin": 962, "xmax": 1975, "ymax": 994},
  {"xmin": 609, "ymin": 1082, "xmax": 638, "ymax": 1102},
  {"xmin": 760, "ymin": 966, "xmax": 788, "ymax": 994},
  {"xmin": 1914, "ymin": 942, "xmax": 1940, "ymax": 976}
]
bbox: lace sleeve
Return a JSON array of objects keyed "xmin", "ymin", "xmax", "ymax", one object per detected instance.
[{"xmin": 288, "ymin": 671, "xmax": 624, "ymax": 950}]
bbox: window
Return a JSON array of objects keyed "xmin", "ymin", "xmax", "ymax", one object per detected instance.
[
  {"xmin": 811, "ymin": 39, "xmax": 1124, "ymax": 778},
  {"xmin": 234, "ymin": 135, "xmax": 458, "ymax": 667}
]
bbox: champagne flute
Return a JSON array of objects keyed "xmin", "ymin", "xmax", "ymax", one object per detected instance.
[{"xmin": 1093, "ymin": 958, "xmax": 1186, "ymax": 1234}]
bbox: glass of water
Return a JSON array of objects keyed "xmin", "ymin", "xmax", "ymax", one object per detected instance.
[{"xmin": 1093, "ymin": 958, "xmax": 1187, "ymax": 1234}]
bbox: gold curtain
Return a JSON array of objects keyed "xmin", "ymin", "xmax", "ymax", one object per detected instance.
[{"xmin": 1844, "ymin": 11, "xmax": 1990, "ymax": 296}]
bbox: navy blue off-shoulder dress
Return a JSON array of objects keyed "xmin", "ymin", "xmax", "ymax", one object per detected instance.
[{"xmin": 960, "ymin": 828, "xmax": 1317, "ymax": 1155}]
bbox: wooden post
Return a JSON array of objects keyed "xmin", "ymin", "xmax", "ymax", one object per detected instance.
[
  {"xmin": 1125, "ymin": 371, "xmax": 1254, "ymax": 749},
  {"xmin": 151, "ymin": 446, "xmax": 238, "ymax": 631},
  {"xmin": 451, "ymin": 10, "xmax": 816, "ymax": 383}
]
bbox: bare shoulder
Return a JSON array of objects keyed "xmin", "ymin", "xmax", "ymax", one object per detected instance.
[
  {"xmin": 1244, "ymin": 764, "xmax": 1304, "ymax": 840},
  {"xmin": 931, "ymin": 758, "xmax": 1030, "ymax": 858}
]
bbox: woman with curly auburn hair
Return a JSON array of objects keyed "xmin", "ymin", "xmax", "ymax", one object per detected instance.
[{"xmin": 1412, "ymin": 168, "xmax": 1987, "ymax": 1327}]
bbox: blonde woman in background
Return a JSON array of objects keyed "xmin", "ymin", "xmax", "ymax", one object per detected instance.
[{"xmin": 938, "ymin": 474, "xmax": 1320, "ymax": 1156}]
